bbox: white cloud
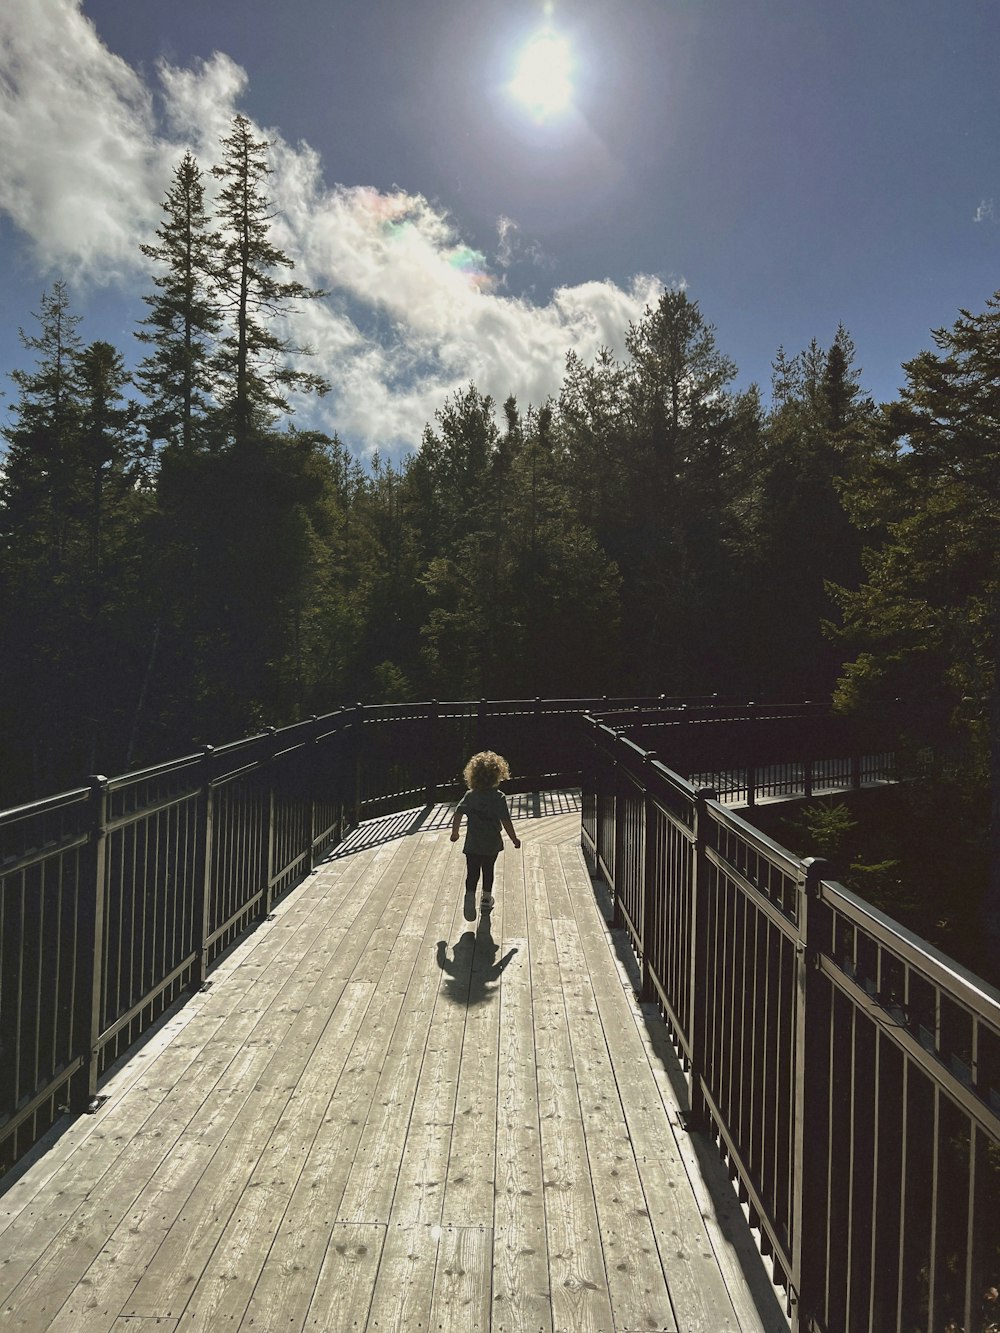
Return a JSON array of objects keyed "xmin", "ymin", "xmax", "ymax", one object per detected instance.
[
  {"xmin": 0, "ymin": 0, "xmax": 167, "ymax": 281},
  {"xmin": 974, "ymin": 198, "xmax": 997, "ymax": 224},
  {"xmin": 0, "ymin": 0, "xmax": 663, "ymax": 454}
]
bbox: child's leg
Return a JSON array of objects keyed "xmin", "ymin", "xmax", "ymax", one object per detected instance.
[
  {"xmin": 464, "ymin": 854, "xmax": 483, "ymax": 894},
  {"xmin": 481, "ymin": 856, "xmax": 496, "ymax": 897}
]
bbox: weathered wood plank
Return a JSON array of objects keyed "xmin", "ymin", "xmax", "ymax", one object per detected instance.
[
  {"xmin": 337, "ymin": 838, "xmax": 461, "ymax": 1226},
  {"xmin": 492, "ymin": 937, "xmax": 552, "ymax": 1333},
  {"xmin": 365, "ymin": 1222, "xmax": 440, "ymax": 1331},
  {"xmin": 194, "ymin": 980, "xmax": 378, "ymax": 1333},
  {"xmin": 110, "ymin": 1319, "xmax": 178, "ymax": 1330},
  {"xmin": 549, "ymin": 901, "xmax": 676, "ymax": 1333},
  {"xmin": 302, "ymin": 1223, "xmax": 385, "ymax": 1331},
  {"xmin": 441, "ymin": 923, "xmax": 504, "ymax": 1228},
  {"xmin": 431, "ymin": 1225, "xmax": 493, "ymax": 1332},
  {"xmin": 523, "ymin": 844, "xmax": 614, "ymax": 1333}
]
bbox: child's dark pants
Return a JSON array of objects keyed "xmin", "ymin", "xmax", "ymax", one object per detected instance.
[{"xmin": 464, "ymin": 853, "xmax": 498, "ymax": 895}]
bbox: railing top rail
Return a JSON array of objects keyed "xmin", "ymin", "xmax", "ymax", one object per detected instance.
[
  {"xmin": 591, "ymin": 713, "xmax": 1000, "ymax": 1026},
  {"xmin": 818, "ymin": 872, "xmax": 1000, "ymax": 1020},
  {"xmin": 105, "ymin": 752, "xmax": 202, "ymax": 792},
  {"xmin": 703, "ymin": 792, "xmax": 807, "ymax": 879},
  {"xmin": 0, "ymin": 784, "xmax": 90, "ymax": 828},
  {"xmin": 0, "ymin": 695, "xmax": 738, "ymax": 825}
]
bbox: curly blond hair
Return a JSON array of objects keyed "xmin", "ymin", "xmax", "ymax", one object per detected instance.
[{"xmin": 463, "ymin": 750, "xmax": 511, "ymax": 791}]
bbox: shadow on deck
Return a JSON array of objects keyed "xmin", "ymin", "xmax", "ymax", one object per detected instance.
[{"xmin": 0, "ymin": 793, "xmax": 788, "ymax": 1333}]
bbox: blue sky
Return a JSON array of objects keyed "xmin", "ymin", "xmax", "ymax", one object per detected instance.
[{"xmin": 1, "ymin": 0, "xmax": 998, "ymax": 454}]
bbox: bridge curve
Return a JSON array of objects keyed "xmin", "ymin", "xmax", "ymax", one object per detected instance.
[{"xmin": 3, "ymin": 695, "xmax": 995, "ymax": 1332}]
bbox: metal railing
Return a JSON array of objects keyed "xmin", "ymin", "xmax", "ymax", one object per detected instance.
[
  {"xmin": 582, "ymin": 719, "xmax": 1000, "ymax": 1333},
  {"xmin": 0, "ymin": 693, "xmax": 709, "ymax": 1172}
]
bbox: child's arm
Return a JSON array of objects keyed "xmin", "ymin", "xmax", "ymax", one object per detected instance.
[
  {"xmin": 501, "ymin": 811, "xmax": 521, "ymax": 849},
  {"xmin": 450, "ymin": 809, "xmax": 462, "ymax": 843}
]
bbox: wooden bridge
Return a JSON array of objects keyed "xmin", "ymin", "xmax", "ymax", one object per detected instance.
[
  {"xmin": 0, "ymin": 792, "xmax": 786, "ymax": 1332},
  {"xmin": 2, "ymin": 698, "xmax": 997, "ymax": 1333}
]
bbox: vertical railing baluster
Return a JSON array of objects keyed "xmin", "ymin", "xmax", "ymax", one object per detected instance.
[
  {"xmin": 927, "ymin": 1085, "xmax": 941, "ymax": 1331},
  {"xmin": 424, "ymin": 701, "xmax": 439, "ymax": 808},
  {"xmin": 965, "ymin": 1120, "xmax": 985, "ymax": 1333},
  {"xmin": 305, "ymin": 716, "xmax": 318, "ymax": 878},
  {"xmin": 688, "ymin": 786, "xmax": 717, "ymax": 1128},
  {"xmin": 263, "ymin": 727, "xmax": 278, "ymax": 921},
  {"xmin": 611, "ymin": 740, "xmax": 623, "ymax": 929},
  {"xmin": 352, "ymin": 703, "xmax": 364, "ymax": 827},
  {"xmin": 192, "ymin": 747, "xmax": 215, "ymax": 989},
  {"xmin": 640, "ymin": 752, "xmax": 658, "ymax": 1003},
  {"xmin": 73, "ymin": 775, "xmax": 109, "ymax": 1113},
  {"xmin": 789, "ymin": 855, "xmax": 830, "ymax": 1331}
]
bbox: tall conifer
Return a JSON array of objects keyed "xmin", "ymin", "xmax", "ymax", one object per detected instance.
[
  {"xmin": 135, "ymin": 151, "xmax": 220, "ymax": 454},
  {"xmin": 211, "ymin": 114, "xmax": 328, "ymax": 446}
]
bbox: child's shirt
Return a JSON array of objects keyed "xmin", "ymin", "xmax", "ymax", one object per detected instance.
[{"xmin": 456, "ymin": 787, "xmax": 510, "ymax": 856}]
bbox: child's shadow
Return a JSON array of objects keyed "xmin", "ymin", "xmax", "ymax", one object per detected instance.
[{"xmin": 435, "ymin": 920, "xmax": 518, "ymax": 1007}]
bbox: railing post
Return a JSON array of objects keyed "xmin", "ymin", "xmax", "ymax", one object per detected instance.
[
  {"xmin": 263, "ymin": 727, "xmax": 278, "ymax": 921},
  {"xmin": 304, "ymin": 716, "xmax": 318, "ymax": 877},
  {"xmin": 192, "ymin": 746, "xmax": 215, "ymax": 989},
  {"xmin": 353, "ymin": 703, "xmax": 364, "ymax": 827},
  {"xmin": 640, "ymin": 752, "xmax": 658, "ymax": 1002},
  {"xmin": 804, "ymin": 756, "xmax": 814, "ymax": 799},
  {"xmin": 73, "ymin": 775, "xmax": 109, "ymax": 1113},
  {"xmin": 746, "ymin": 701, "xmax": 758, "ymax": 806},
  {"xmin": 425, "ymin": 700, "xmax": 439, "ymax": 807},
  {"xmin": 789, "ymin": 855, "xmax": 831, "ymax": 1331},
  {"xmin": 611, "ymin": 739, "xmax": 624, "ymax": 929},
  {"xmin": 688, "ymin": 786, "xmax": 717, "ymax": 1128}
]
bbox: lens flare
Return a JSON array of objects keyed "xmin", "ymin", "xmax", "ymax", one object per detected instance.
[{"xmin": 509, "ymin": 28, "xmax": 573, "ymax": 121}]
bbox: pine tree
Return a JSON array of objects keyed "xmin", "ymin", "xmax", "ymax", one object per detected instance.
[
  {"xmin": 135, "ymin": 151, "xmax": 220, "ymax": 454},
  {"xmin": 211, "ymin": 114, "xmax": 328, "ymax": 446},
  {"xmin": 828, "ymin": 293, "xmax": 1000, "ymax": 938},
  {"xmin": 0, "ymin": 283, "xmax": 83, "ymax": 569},
  {"xmin": 743, "ymin": 329, "xmax": 875, "ymax": 696},
  {"xmin": 75, "ymin": 340, "xmax": 146, "ymax": 588},
  {"xmin": 0, "ymin": 295, "xmax": 151, "ymax": 793},
  {"xmin": 558, "ymin": 290, "xmax": 757, "ymax": 692}
]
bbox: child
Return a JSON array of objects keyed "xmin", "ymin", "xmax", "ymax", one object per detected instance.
[{"xmin": 450, "ymin": 750, "xmax": 521, "ymax": 914}]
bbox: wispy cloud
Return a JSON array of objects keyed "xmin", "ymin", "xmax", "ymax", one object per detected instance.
[
  {"xmin": 495, "ymin": 215, "xmax": 548, "ymax": 271},
  {"xmin": 974, "ymin": 198, "xmax": 997, "ymax": 224},
  {"xmin": 0, "ymin": 0, "xmax": 663, "ymax": 453}
]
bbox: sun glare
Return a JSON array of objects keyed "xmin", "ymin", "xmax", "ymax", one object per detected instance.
[{"xmin": 509, "ymin": 28, "xmax": 574, "ymax": 121}]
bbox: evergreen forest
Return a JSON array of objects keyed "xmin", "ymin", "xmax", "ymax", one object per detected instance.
[{"xmin": 2, "ymin": 112, "xmax": 999, "ymax": 882}]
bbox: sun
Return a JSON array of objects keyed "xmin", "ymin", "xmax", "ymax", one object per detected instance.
[{"xmin": 509, "ymin": 28, "xmax": 574, "ymax": 121}]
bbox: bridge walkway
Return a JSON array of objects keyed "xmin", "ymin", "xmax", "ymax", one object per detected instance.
[{"xmin": 0, "ymin": 792, "xmax": 787, "ymax": 1333}]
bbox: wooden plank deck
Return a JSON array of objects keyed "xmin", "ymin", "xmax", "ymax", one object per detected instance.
[{"xmin": 0, "ymin": 792, "xmax": 789, "ymax": 1333}]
